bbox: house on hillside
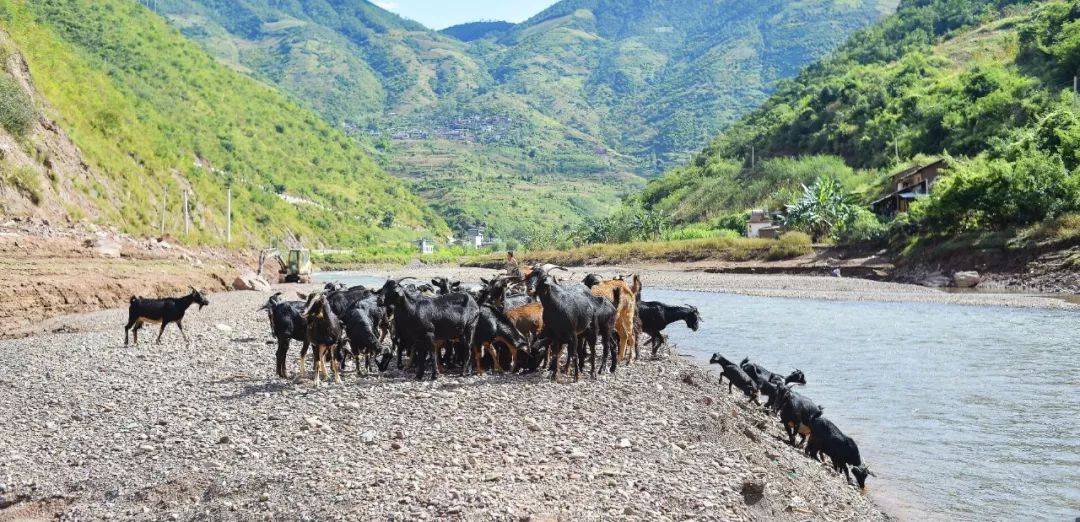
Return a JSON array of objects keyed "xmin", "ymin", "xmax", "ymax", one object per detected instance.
[
  {"xmin": 464, "ymin": 226, "xmax": 485, "ymax": 249},
  {"xmin": 747, "ymin": 209, "xmax": 781, "ymax": 238},
  {"xmin": 415, "ymin": 238, "xmax": 434, "ymax": 255},
  {"xmin": 871, "ymin": 159, "xmax": 947, "ymax": 217}
]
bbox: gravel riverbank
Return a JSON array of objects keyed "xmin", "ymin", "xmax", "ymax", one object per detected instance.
[{"xmin": 0, "ymin": 287, "xmax": 888, "ymax": 521}]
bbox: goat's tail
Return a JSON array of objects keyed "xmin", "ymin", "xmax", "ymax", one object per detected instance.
[
  {"xmin": 129, "ymin": 296, "xmax": 138, "ymax": 303},
  {"xmin": 612, "ymin": 286, "xmax": 622, "ymax": 309}
]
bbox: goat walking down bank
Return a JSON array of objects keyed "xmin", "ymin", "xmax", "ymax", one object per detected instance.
[{"xmin": 124, "ymin": 287, "xmax": 209, "ymax": 345}]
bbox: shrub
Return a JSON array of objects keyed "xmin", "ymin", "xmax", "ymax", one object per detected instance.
[
  {"xmin": 767, "ymin": 231, "xmax": 813, "ymax": 260},
  {"xmin": 0, "ymin": 74, "xmax": 36, "ymax": 138},
  {"xmin": 836, "ymin": 208, "xmax": 889, "ymax": 244},
  {"xmin": 2, "ymin": 165, "xmax": 42, "ymax": 205}
]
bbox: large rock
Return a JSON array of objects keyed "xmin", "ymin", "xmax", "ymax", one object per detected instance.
[
  {"xmin": 85, "ymin": 237, "xmax": 121, "ymax": 258},
  {"xmin": 953, "ymin": 271, "xmax": 981, "ymax": 288},
  {"xmin": 920, "ymin": 271, "xmax": 950, "ymax": 287},
  {"xmin": 232, "ymin": 271, "xmax": 271, "ymax": 292}
]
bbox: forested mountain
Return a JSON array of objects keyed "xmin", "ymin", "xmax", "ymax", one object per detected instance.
[
  {"xmin": 0, "ymin": 0, "xmax": 444, "ymax": 247},
  {"xmin": 148, "ymin": 0, "xmax": 896, "ymax": 239},
  {"xmin": 639, "ymin": 0, "xmax": 1080, "ymax": 241}
]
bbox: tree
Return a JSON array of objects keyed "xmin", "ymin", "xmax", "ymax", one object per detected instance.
[{"xmin": 783, "ymin": 176, "xmax": 858, "ymax": 241}]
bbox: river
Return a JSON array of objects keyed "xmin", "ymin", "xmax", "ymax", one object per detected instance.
[{"xmin": 315, "ymin": 273, "xmax": 1080, "ymax": 521}]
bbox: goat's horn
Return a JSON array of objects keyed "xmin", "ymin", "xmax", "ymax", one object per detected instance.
[
  {"xmin": 395, "ymin": 276, "xmax": 418, "ymax": 283},
  {"xmin": 549, "ymin": 266, "xmax": 569, "ymax": 272}
]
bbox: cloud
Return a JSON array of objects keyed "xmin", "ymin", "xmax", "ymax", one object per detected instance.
[{"xmin": 373, "ymin": 0, "xmax": 399, "ymax": 10}]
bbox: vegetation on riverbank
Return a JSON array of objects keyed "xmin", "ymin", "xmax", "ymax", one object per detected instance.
[{"xmin": 461, "ymin": 232, "xmax": 812, "ymax": 268}]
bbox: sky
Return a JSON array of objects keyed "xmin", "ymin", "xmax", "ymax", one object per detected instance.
[{"xmin": 372, "ymin": 0, "xmax": 558, "ymax": 30}]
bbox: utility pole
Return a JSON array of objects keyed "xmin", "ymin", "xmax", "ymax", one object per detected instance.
[
  {"xmin": 750, "ymin": 145, "xmax": 755, "ymax": 169},
  {"xmin": 894, "ymin": 136, "xmax": 900, "ymax": 164},
  {"xmin": 226, "ymin": 187, "xmax": 232, "ymax": 244},
  {"xmin": 183, "ymin": 189, "xmax": 190, "ymax": 235},
  {"xmin": 160, "ymin": 186, "xmax": 167, "ymax": 237}
]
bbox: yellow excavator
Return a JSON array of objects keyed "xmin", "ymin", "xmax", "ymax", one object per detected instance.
[{"xmin": 258, "ymin": 248, "xmax": 312, "ymax": 283}]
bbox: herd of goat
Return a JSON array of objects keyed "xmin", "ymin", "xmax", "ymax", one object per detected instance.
[{"xmin": 120, "ymin": 264, "xmax": 871, "ymax": 489}]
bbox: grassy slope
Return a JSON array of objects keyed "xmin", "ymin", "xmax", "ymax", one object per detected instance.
[{"xmin": 0, "ymin": 0, "xmax": 445, "ymax": 247}]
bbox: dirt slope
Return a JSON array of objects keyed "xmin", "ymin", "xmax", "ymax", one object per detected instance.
[{"xmin": 0, "ymin": 217, "xmax": 245, "ymax": 337}]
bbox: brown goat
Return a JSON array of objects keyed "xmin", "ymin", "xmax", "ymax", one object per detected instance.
[
  {"xmin": 506, "ymin": 302, "xmax": 543, "ymax": 367},
  {"xmin": 589, "ymin": 279, "xmax": 638, "ymax": 364}
]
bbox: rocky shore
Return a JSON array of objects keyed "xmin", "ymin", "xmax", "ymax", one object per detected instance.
[{"xmin": 0, "ymin": 287, "xmax": 887, "ymax": 521}]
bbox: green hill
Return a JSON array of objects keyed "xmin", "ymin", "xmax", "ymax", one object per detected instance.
[
  {"xmin": 0, "ymin": 0, "xmax": 445, "ymax": 247},
  {"xmin": 147, "ymin": 0, "xmax": 895, "ymax": 239},
  {"xmin": 640, "ymin": 0, "xmax": 1080, "ymax": 241}
]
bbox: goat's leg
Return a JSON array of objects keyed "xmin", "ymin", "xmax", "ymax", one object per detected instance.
[
  {"xmin": 176, "ymin": 320, "xmax": 189, "ymax": 344},
  {"xmin": 589, "ymin": 338, "xmax": 597, "ymax": 378},
  {"xmin": 276, "ymin": 338, "xmax": 290, "ymax": 378},
  {"xmin": 296, "ymin": 343, "xmax": 309, "ymax": 381},
  {"xmin": 156, "ymin": 322, "xmax": 168, "ymax": 344},
  {"xmin": 548, "ymin": 341, "xmax": 561, "ymax": 382},
  {"xmin": 331, "ymin": 346, "xmax": 342, "ymax": 384},
  {"xmin": 570, "ymin": 333, "xmax": 582, "ymax": 382},
  {"xmin": 489, "ymin": 341, "xmax": 505, "ymax": 373},
  {"xmin": 471, "ymin": 342, "xmax": 485, "ymax": 375},
  {"xmin": 312, "ymin": 345, "xmax": 323, "ymax": 387},
  {"xmin": 124, "ymin": 317, "xmax": 137, "ymax": 346}
]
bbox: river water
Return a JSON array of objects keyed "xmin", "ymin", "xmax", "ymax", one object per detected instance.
[{"xmin": 315, "ymin": 273, "xmax": 1080, "ymax": 521}]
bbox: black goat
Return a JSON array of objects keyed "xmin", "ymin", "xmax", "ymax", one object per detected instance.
[
  {"xmin": 124, "ymin": 287, "xmax": 209, "ymax": 345},
  {"xmin": 708, "ymin": 353, "xmax": 759, "ymax": 403},
  {"xmin": 804, "ymin": 416, "xmax": 872, "ymax": 489},
  {"xmin": 637, "ymin": 301, "xmax": 700, "ymax": 357},
  {"xmin": 471, "ymin": 304, "xmax": 526, "ymax": 374},
  {"xmin": 739, "ymin": 357, "xmax": 806, "ymax": 387},
  {"xmin": 775, "ymin": 385, "xmax": 824, "ymax": 447},
  {"xmin": 526, "ymin": 265, "xmax": 596, "ymax": 381},
  {"xmin": 342, "ymin": 294, "xmax": 389, "ymax": 374},
  {"xmin": 300, "ymin": 291, "xmax": 344, "ymax": 386},
  {"xmin": 431, "ymin": 277, "xmax": 464, "ymax": 295},
  {"xmin": 583, "ymin": 291, "xmax": 619, "ymax": 376},
  {"xmin": 259, "ymin": 292, "xmax": 308, "ymax": 378},
  {"xmin": 379, "ymin": 278, "xmax": 479, "ymax": 380}
]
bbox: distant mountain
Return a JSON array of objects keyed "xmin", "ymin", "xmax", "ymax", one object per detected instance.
[
  {"xmin": 0, "ymin": 0, "xmax": 444, "ymax": 246},
  {"xmin": 149, "ymin": 0, "xmax": 897, "ymax": 238},
  {"xmin": 441, "ymin": 21, "xmax": 514, "ymax": 42}
]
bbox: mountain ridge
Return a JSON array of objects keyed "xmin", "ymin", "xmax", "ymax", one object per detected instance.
[{"xmin": 149, "ymin": 0, "xmax": 898, "ymax": 239}]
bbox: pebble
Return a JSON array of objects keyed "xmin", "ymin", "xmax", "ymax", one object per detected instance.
[{"xmin": 617, "ymin": 438, "xmax": 631, "ymax": 449}]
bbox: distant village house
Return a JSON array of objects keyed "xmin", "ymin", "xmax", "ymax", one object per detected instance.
[
  {"xmin": 415, "ymin": 238, "xmax": 434, "ymax": 255},
  {"xmin": 871, "ymin": 159, "xmax": 947, "ymax": 217},
  {"xmin": 747, "ymin": 209, "xmax": 781, "ymax": 238}
]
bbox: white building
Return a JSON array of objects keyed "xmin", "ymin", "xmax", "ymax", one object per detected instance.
[
  {"xmin": 415, "ymin": 238, "xmax": 434, "ymax": 255},
  {"xmin": 747, "ymin": 209, "xmax": 773, "ymax": 238}
]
